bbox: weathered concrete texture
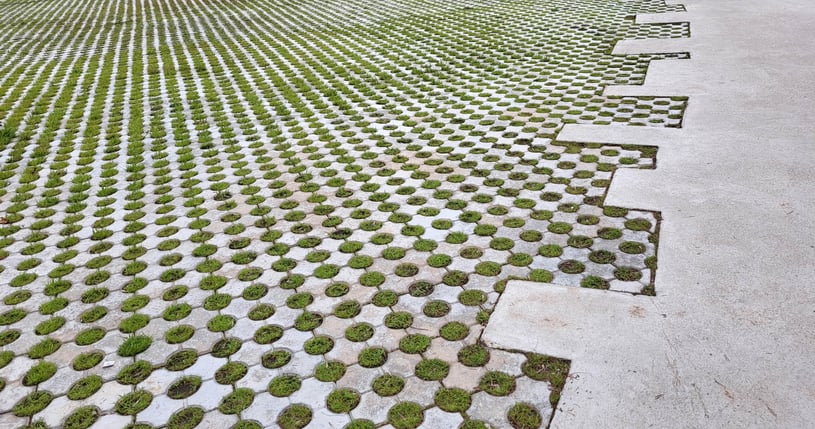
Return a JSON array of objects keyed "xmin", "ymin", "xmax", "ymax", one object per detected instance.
[{"xmin": 485, "ymin": 0, "xmax": 815, "ymax": 427}]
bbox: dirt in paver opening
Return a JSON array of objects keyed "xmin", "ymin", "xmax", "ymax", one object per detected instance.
[{"xmin": 0, "ymin": 0, "xmax": 683, "ymax": 427}]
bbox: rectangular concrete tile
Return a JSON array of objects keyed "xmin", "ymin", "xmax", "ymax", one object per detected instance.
[{"xmin": 483, "ymin": 281, "xmax": 661, "ymax": 362}]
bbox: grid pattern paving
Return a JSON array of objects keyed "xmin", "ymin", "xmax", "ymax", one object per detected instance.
[{"xmin": 0, "ymin": 0, "xmax": 686, "ymax": 428}]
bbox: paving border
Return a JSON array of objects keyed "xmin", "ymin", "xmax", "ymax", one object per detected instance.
[{"xmin": 485, "ymin": 0, "xmax": 815, "ymax": 427}]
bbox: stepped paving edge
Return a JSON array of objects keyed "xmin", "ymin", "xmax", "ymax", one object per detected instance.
[{"xmin": 484, "ymin": 0, "xmax": 815, "ymax": 427}]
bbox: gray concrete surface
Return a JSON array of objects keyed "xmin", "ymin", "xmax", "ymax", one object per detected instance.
[{"xmin": 484, "ymin": 0, "xmax": 815, "ymax": 427}]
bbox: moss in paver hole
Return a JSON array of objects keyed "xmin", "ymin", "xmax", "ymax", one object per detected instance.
[
  {"xmin": 72, "ymin": 351, "xmax": 104, "ymax": 371},
  {"xmin": 334, "ymin": 300, "xmax": 362, "ymax": 318},
  {"xmin": 581, "ymin": 276, "xmax": 610, "ymax": 289},
  {"xmin": 490, "ymin": 237, "xmax": 514, "ymax": 251},
  {"xmin": 262, "ymin": 350, "xmax": 293, "ymax": 369},
  {"xmin": 395, "ymin": 262, "xmax": 420, "ymax": 277},
  {"xmin": 346, "ymin": 420, "xmax": 376, "ymax": 429},
  {"xmin": 287, "ymin": 292, "xmax": 313, "ymax": 309},
  {"xmin": 215, "ymin": 361, "xmax": 248, "ymax": 384},
  {"xmin": 67, "ymin": 375, "xmax": 103, "ymax": 400},
  {"xmin": 119, "ymin": 314, "xmax": 149, "ymax": 333},
  {"xmin": 254, "ymin": 325, "xmax": 284, "ymax": 344},
  {"xmin": 399, "ymin": 334, "xmax": 432, "ymax": 354},
  {"xmin": 304, "ymin": 335, "xmax": 335, "ymax": 355},
  {"xmin": 415, "ymin": 359, "xmax": 450, "ymax": 381},
  {"xmin": 115, "ymin": 389, "xmax": 153, "ymax": 415},
  {"xmin": 427, "ymin": 253, "xmax": 452, "ymax": 268},
  {"xmin": 476, "ymin": 261, "xmax": 502, "ymax": 276},
  {"xmin": 538, "ymin": 244, "xmax": 564, "ymax": 258},
  {"xmin": 63, "ymin": 405, "xmax": 99, "ymax": 429},
  {"xmin": 30, "ymin": 337, "xmax": 61, "ymax": 357},
  {"xmin": 598, "ymin": 227, "xmax": 623, "ymax": 240},
  {"xmin": 589, "ymin": 249, "xmax": 617, "ymax": 264},
  {"xmin": 528, "ymin": 269, "xmax": 554, "ymax": 282},
  {"xmin": 480, "ymin": 371, "xmax": 517, "ymax": 396},
  {"xmin": 346, "ymin": 323, "xmax": 374, "ymax": 342},
  {"xmin": 372, "ymin": 374, "xmax": 405, "ymax": 396},
  {"xmin": 248, "ymin": 303, "xmax": 276, "ymax": 320},
  {"xmin": 615, "ymin": 266, "xmax": 644, "ymax": 281},
  {"xmin": 13, "ymin": 391, "xmax": 53, "ymax": 417},
  {"xmin": 388, "ymin": 402, "xmax": 424, "ymax": 429},
  {"xmin": 212, "ymin": 338, "xmax": 242, "ymax": 358},
  {"xmin": 372, "ymin": 290, "xmax": 399, "ymax": 306},
  {"xmin": 435, "ymin": 387, "xmax": 472, "ymax": 412},
  {"xmin": 219, "ymin": 388, "xmax": 254, "ymax": 414},
  {"xmin": 166, "ymin": 349, "xmax": 198, "ymax": 371},
  {"xmin": 443, "ymin": 270, "xmax": 469, "ymax": 286},
  {"xmin": 406, "ymin": 283, "xmax": 432, "ymax": 299},
  {"xmin": 117, "ymin": 360, "xmax": 153, "ymax": 385},
  {"xmin": 507, "ymin": 402, "xmax": 543, "ymax": 429},
  {"xmin": 167, "ymin": 376, "xmax": 202, "ymax": 399},
  {"xmin": 122, "ymin": 294, "xmax": 150, "ymax": 311},
  {"xmin": 459, "ymin": 344, "xmax": 491, "ymax": 367},
  {"xmin": 277, "ymin": 404, "xmax": 313, "ymax": 429},
  {"xmin": 23, "ymin": 361, "xmax": 57, "ymax": 386},
  {"xmin": 163, "ymin": 303, "xmax": 191, "ymax": 321},
  {"xmin": 167, "ymin": 407, "xmax": 204, "ymax": 429},
  {"xmin": 423, "ymin": 300, "xmax": 451, "ymax": 317},
  {"xmin": 34, "ymin": 316, "xmax": 65, "ymax": 335},
  {"xmin": 314, "ymin": 361, "xmax": 346, "ymax": 382},
  {"xmin": 559, "ymin": 260, "xmax": 586, "ymax": 274},
  {"xmin": 359, "ymin": 347, "xmax": 388, "ymax": 368},
  {"xmin": 165, "ymin": 324, "xmax": 195, "ymax": 344},
  {"xmin": 327, "ymin": 388, "xmax": 361, "ymax": 413},
  {"xmin": 385, "ymin": 311, "xmax": 413, "ymax": 329},
  {"xmin": 232, "ymin": 421, "xmax": 262, "ymax": 429},
  {"xmin": 203, "ymin": 293, "xmax": 231, "ymax": 310},
  {"xmin": 243, "ymin": 283, "xmax": 268, "ymax": 300},
  {"xmin": 620, "ymin": 241, "xmax": 647, "ymax": 254},
  {"xmin": 625, "ymin": 218, "xmax": 653, "ymax": 231},
  {"xmin": 294, "ymin": 312, "xmax": 323, "ymax": 331},
  {"xmin": 325, "ymin": 282, "xmax": 349, "ymax": 297},
  {"xmin": 460, "ymin": 420, "xmax": 490, "ymax": 429},
  {"xmin": 269, "ymin": 374, "xmax": 302, "ymax": 397},
  {"xmin": 440, "ymin": 321, "xmax": 469, "ymax": 341},
  {"xmin": 359, "ymin": 271, "xmax": 386, "ymax": 286}
]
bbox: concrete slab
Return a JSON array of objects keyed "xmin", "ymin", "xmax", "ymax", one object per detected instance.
[
  {"xmin": 486, "ymin": 0, "xmax": 815, "ymax": 427},
  {"xmin": 558, "ymin": 124, "xmax": 683, "ymax": 148},
  {"xmin": 612, "ymin": 38, "xmax": 692, "ymax": 55},
  {"xmin": 635, "ymin": 12, "xmax": 691, "ymax": 24},
  {"xmin": 482, "ymin": 282, "xmax": 662, "ymax": 361}
]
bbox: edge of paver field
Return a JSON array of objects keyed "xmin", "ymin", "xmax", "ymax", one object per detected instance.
[{"xmin": 485, "ymin": 1, "xmax": 815, "ymax": 427}]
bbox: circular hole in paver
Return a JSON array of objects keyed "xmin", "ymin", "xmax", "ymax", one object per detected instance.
[
  {"xmin": 387, "ymin": 402, "xmax": 424, "ymax": 429},
  {"xmin": 458, "ymin": 344, "xmax": 491, "ymax": 367},
  {"xmin": 507, "ymin": 402, "xmax": 543, "ymax": 429},
  {"xmin": 326, "ymin": 388, "xmax": 361, "ymax": 413},
  {"xmin": 167, "ymin": 406, "xmax": 205, "ymax": 429},
  {"xmin": 415, "ymin": 359, "xmax": 450, "ymax": 381},
  {"xmin": 277, "ymin": 404, "xmax": 313, "ymax": 429},
  {"xmin": 269, "ymin": 374, "xmax": 302, "ymax": 397},
  {"xmin": 434, "ymin": 387, "xmax": 472, "ymax": 413},
  {"xmin": 479, "ymin": 371, "xmax": 517, "ymax": 396},
  {"xmin": 262, "ymin": 350, "xmax": 293, "ymax": 369},
  {"xmin": 359, "ymin": 347, "xmax": 388, "ymax": 368},
  {"xmin": 372, "ymin": 374, "xmax": 405, "ymax": 397}
]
